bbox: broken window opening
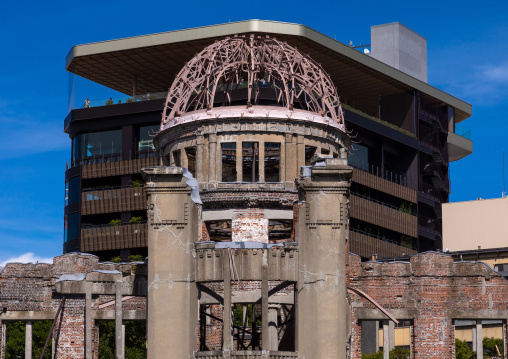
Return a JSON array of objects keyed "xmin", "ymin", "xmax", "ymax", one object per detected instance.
[
  {"xmin": 264, "ymin": 143, "xmax": 281, "ymax": 182},
  {"xmin": 305, "ymin": 146, "xmax": 317, "ymax": 166},
  {"xmin": 198, "ymin": 304, "xmax": 224, "ymax": 351},
  {"xmin": 206, "ymin": 220, "xmax": 232, "ymax": 241},
  {"xmin": 185, "ymin": 147, "xmax": 197, "ymax": 178},
  {"xmin": 221, "ymin": 143, "xmax": 237, "ymax": 182},
  {"xmin": 172, "ymin": 150, "xmax": 181, "ymax": 167},
  {"xmin": 242, "ymin": 142, "xmax": 259, "ymax": 182},
  {"xmin": 321, "ymin": 148, "xmax": 330, "ymax": 155},
  {"xmin": 268, "ymin": 220, "xmax": 293, "ymax": 243}
]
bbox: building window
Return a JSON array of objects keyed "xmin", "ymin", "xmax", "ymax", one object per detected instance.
[
  {"xmin": 138, "ymin": 125, "xmax": 158, "ymax": 158},
  {"xmin": 186, "ymin": 147, "xmax": 197, "ymax": 177},
  {"xmin": 73, "ymin": 130, "xmax": 122, "ymax": 162},
  {"xmin": 264, "ymin": 143, "xmax": 281, "ymax": 182},
  {"xmin": 305, "ymin": 146, "xmax": 317, "ymax": 166},
  {"xmin": 64, "ymin": 213, "xmax": 80, "ymax": 243},
  {"xmin": 222, "ymin": 143, "xmax": 237, "ymax": 182},
  {"xmin": 348, "ymin": 144, "xmax": 369, "ymax": 171},
  {"xmin": 172, "ymin": 150, "xmax": 181, "ymax": 167},
  {"xmin": 65, "ymin": 176, "xmax": 80, "ymax": 205},
  {"xmin": 242, "ymin": 142, "xmax": 259, "ymax": 182}
]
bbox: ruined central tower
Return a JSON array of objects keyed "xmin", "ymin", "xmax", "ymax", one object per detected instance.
[{"xmin": 143, "ymin": 35, "xmax": 353, "ymax": 358}]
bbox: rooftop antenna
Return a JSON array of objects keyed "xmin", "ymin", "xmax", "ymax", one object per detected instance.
[{"xmin": 503, "ymin": 149, "xmax": 506, "ymax": 198}]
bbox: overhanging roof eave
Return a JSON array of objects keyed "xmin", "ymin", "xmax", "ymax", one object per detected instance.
[{"xmin": 66, "ymin": 19, "xmax": 472, "ymax": 120}]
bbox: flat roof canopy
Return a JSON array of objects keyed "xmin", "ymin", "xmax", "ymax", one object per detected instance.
[{"xmin": 66, "ymin": 20, "xmax": 471, "ymax": 123}]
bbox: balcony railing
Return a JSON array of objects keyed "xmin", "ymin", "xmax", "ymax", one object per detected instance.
[
  {"xmin": 80, "ymin": 223, "xmax": 147, "ymax": 252},
  {"xmin": 78, "ymin": 157, "xmax": 158, "ymax": 179},
  {"xmin": 81, "ymin": 187, "xmax": 146, "ymax": 215},
  {"xmin": 351, "ymin": 168, "xmax": 417, "ymax": 202},
  {"xmin": 348, "ymin": 160, "xmax": 417, "ymax": 190},
  {"xmin": 350, "ymin": 195, "xmax": 417, "ymax": 237},
  {"xmin": 78, "ymin": 91, "xmax": 168, "ymax": 110},
  {"xmin": 349, "ymin": 229, "xmax": 417, "ymax": 258}
]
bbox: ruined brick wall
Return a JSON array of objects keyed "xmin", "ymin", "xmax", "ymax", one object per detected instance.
[
  {"xmin": 0, "ymin": 253, "xmax": 146, "ymax": 359},
  {"xmin": 349, "ymin": 251, "xmax": 508, "ymax": 359}
]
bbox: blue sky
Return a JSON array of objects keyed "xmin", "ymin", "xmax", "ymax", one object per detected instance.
[{"xmin": 1, "ymin": 0, "xmax": 507, "ymax": 265}]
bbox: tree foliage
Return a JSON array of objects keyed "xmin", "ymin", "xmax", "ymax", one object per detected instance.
[
  {"xmin": 455, "ymin": 338, "xmax": 476, "ymax": 359},
  {"xmin": 362, "ymin": 347, "xmax": 410, "ymax": 359},
  {"xmin": 483, "ymin": 337, "xmax": 503, "ymax": 358},
  {"xmin": 6, "ymin": 321, "xmax": 52, "ymax": 359},
  {"xmin": 98, "ymin": 321, "xmax": 146, "ymax": 359}
]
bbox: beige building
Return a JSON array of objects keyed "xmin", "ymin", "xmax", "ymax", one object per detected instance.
[{"xmin": 443, "ymin": 197, "xmax": 508, "ymax": 252}]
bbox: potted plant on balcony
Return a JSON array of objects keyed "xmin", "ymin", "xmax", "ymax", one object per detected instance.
[
  {"xmin": 130, "ymin": 216, "xmax": 144, "ymax": 233},
  {"xmin": 109, "ymin": 219, "xmax": 121, "ymax": 235}
]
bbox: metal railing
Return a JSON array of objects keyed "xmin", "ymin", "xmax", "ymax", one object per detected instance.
[
  {"xmin": 79, "ymin": 91, "xmax": 168, "ymax": 110},
  {"xmin": 348, "ymin": 160, "xmax": 417, "ymax": 190}
]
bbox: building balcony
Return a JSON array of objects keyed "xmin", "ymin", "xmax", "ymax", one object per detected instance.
[
  {"xmin": 349, "ymin": 229, "xmax": 417, "ymax": 258},
  {"xmin": 350, "ymin": 195, "xmax": 417, "ymax": 237},
  {"xmin": 81, "ymin": 187, "xmax": 146, "ymax": 215},
  {"xmin": 448, "ymin": 131, "xmax": 473, "ymax": 162},
  {"xmin": 80, "ymin": 223, "xmax": 147, "ymax": 252},
  {"xmin": 80, "ymin": 157, "xmax": 158, "ymax": 179},
  {"xmin": 351, "ymin": 167, "xmax": 417, "ymax": 202}
]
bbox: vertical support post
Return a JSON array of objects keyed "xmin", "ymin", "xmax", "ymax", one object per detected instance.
[
  {"xmin": 209, "ymin": 134, "xmax": 217, "ymax": 182},
  {"xmin": 284, "ymin": 134, "xmax": 296, "ymax": 187},
  {"xmin": 261, "ymin": 250, "xmax": 269, "ymax": 352},
  {"xmin": 258, "ymin": 141, "xmax": 265, "ymax": 182},
  {"xmin": 143, "ymin": 167, "xmax": 199, "ymax": 359},
  {"xmin": 25, "ymin": 320, "xmax": 32, "ymax": 359},
  {"xmin": 1, "ymin": 320, "xmax": 6, "ymax": 359},
  {"xmin": 223, "ymin": 250, "xmax": 232, "ymax": 352},
  {"xmin": 85, "ymin": 286, "xmax": 92, "ymax": 359},
  {"xmin": 115, "ymin": 281, "xmax": 124, "ymax": 359},
  {"xmin": 196, "ymin": 135, "xmax": 205, "ymax": 183},
  {"xmin": 388, "ymin": 320, "xmax": 395, "ymax": 351},
  {"xmin": 295, "ymin": 157, "xmax": 353, "ymax": 359},
  {"xmin": 236, "ymin": 141, "xmax": 243, "ymax": 182},
  {"xmin": 472, "ymin": 325, "xmax": 477, "ymax": 351},
  {"xmin": 383, "ymin": 321, "xmax": 389, "ymax": 359},
  {"xmin": 268, "ymin": 305, "xmax": 279, "ymax": 351},
  {"xmin": 51, "ymin": 337, "xmax": 55, "ymax": 359},
  {"xmin": 476, "ymin": 321, "xmax": 483, "ymax": 359},
  {"xmin": 296, "ymin": 135, "xmax": 305, "ymax": 174}
]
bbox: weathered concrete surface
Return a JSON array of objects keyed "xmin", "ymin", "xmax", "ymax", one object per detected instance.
[
  {"xmin": 142, "ymin": 167, "xmax": 199, "ymax": 359},
  {"xmin": 295, "ymin": 157, "xmax": 353, "ymax": 359}
]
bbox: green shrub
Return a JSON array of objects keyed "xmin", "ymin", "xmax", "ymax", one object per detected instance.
[
  {"xmin": 455, "ymin": 338, "xmax": 476, "ymax": 359},
  {"xmin": 130, "ymin": 180, "xmax": 144, "ymax": 187},
  {"xmin": 110, "ymin": 256, "xmax": 122, "ymax": 263},
  {"xmin": 109, "ymin": 219, "xmax": 122, "ymax": 226},
  {"xmin": 362, "ymin": 347, "xmax": 410, "ymax": 359},
  {"xmin": 128, "ymin": 254, "xmax": 145, "ymax": 262},
  {"xmin": 129, "ymin": 216, "xmax": 144, "ymax": 224},
  {"xmin": 483, "ymin": 337, "xmax": 503, "ymax": 357},
  {"xmin": 105, "ymin": 98, "xmax": 114, "ymax": 106}
]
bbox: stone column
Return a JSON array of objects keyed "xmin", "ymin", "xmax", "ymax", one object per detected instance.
[
  {"xmin": 115, "ymin": 281, "xmax": 124, "ymax": 359},
  {"xmin": 284, "ymin": 134, "xmax": 296, "ymax": 187},
  {"xmin": 383, "ymin": 321, "xmax": 392, "ymax": 359},
  {"xmin": 142, "ymin": 167, "xmax": 199, "ymax": 359},
  {"xmin": 196, "ymin": 135, "xmax": 205, "ymax": 183},
  {"xmin": 476, "ymin": 321, "xmax": 483, "ymax": 359},
  {"xmin": 1, "ymin": 320, "xmax": 6, "ymax": 359},
  {"xmin": 295, "ymin": 157, "xmax": 352, "ymax": 359},
  {"xmin": 268, "ymin": 305, "xmax": 279, "ymax": 351},
  {"xmin": 236, "ymin": 141, "xmax": 243, "ymax": 182},
  {"xmin": 85, "ymin": 286, "xmax": 92, "ymax": 359},
  {"xmin": 209, "ymin": 134, "xmax": 218, "ymax": 182},
  {"xmin": 25, "ymin": 320, "xmax": 32, "ymax": 359}
]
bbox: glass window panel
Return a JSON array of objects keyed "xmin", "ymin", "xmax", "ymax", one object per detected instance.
[
  {"xmin": 73, "ymin": 130, "xmax": 122, "ymax": 160},
  {"xmin": 138, "ymin": 125, "xmax": 158, "ymax": 151},
  {"xmin": 68, "ymin": 176, "xmax": 81, "ymax": 205},
  {"xmin": 264, "ymin": 143, "xmax": 280, "ymax": 182},
  {"xmin": 221, "ymin": 143, "xmax": 237, "ymax": 182},
  {"xmin": 64, "ymin": 213, "xmax": 79, "ymax": 243},
  {"xmin": 64, "ymin": 181, "xmax": 69, "ymax": 207},
  {"xmin": 348, "ymin": 144, "xmax": 369, "ymax": 171},
  {"xmin": 242, "ymin": 142, "xmax": 259, "ymax": 182}
]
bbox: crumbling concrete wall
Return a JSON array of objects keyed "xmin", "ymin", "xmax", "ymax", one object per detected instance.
[{"xmin": 349, "ymin": 251, "xmax": 508, "ymax": 359}]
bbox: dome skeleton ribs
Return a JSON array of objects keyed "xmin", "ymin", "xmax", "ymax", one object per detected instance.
[{"xmin": 162, "ymin": 35, "xmax": 345, "ymax": 128}]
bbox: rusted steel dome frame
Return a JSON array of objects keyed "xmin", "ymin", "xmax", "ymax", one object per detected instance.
[{"xmin": 162, "ymin": 35, "xmax": 345, "ymax": 127}]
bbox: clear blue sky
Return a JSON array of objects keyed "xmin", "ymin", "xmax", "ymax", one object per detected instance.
[{"xmin": 1, "ymin": 0, "xmax": 507, "ymax": 265}]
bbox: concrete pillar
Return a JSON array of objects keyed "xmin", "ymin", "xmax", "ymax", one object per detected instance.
[
  {"xmin": 382, "ymin": 321, "xmax": 392, "ymax": 359},
  {"xmin": 236, "ymin": 141, "xmax": 243, "ymax": 182},
  {"xmin": 1, "ymin": 320, "xmax": 6, "ymax": 359},
  {"xmin": 25, "ymin": 320, "xmax": 32, "ymax": 359},
  {"xmin": 296, "ymin": 134, "xmax": 305, "ymax": 171},
  {"xmin": 388, "ymin": 320, "xmax": 395, "ymax": 350},
  {"xmin": 115, "ymin": 281, "xmax": 124, "ymax": 359},
  {"xmin": 258, "ymin": 141, "xmax": 265, "ymax": 182},
  {"xmin": 268, "ymin": 305, "xmax": 279, "ymax": 351},
  {"xmin": 472, "ymin": 325, "xmax": 477, "ymax": 351},
  {"xmin": 295, "ymin": 157, "xmax": 353, "ymax": 359},
  {"xmin": 223, "ymin": 250, "xmax": 232, "ymax": 352},
  {"xmin": 142, "ymin": 167, "xmax": 199, "ymax": 359},
  {"xmin": 284, "ymin": 134, "xmax": 296, "ymax": 187},
  {"xmin": 261, "ymin": 251, "xmax": 269, "ymax": 351},
  {"xmin": 85, "ymin": 287, "xmax": 92, "ymax": 359},
  {"xmin": 476, "ymin": 321, "xmax": 483, "ymax": 359},
  {"xmin": 209, "ymin": 134, "xmax": 218, "ymax": 182},
  {"xmin": 196, "ymin": 135, "xmax": 205, "ymax": 183}
]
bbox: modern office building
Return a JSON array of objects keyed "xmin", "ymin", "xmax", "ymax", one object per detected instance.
[{"xmin": 63, "ymin": 20, "xmax": 473, "ymax": 260}]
